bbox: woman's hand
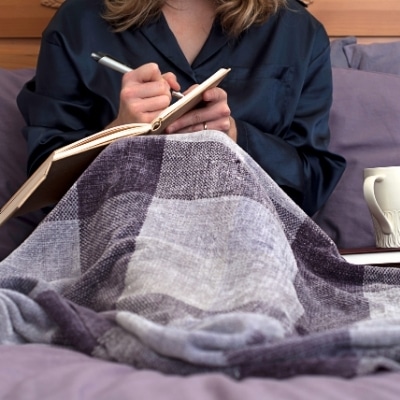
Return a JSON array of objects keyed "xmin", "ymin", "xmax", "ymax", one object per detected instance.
[
  {"xmin": 107, "ymin": 63, "xmax": 180, "ymax": 128},
  {"xmin": 165, "ymin": 86, "xmax": 237, "ymax": 142}
]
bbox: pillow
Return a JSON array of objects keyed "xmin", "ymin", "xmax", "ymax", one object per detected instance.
[
  {"xmin": 344, "ymin": 41, "xmax": 400, "ymax": 76},
  {"xmin": 0, "ymin": 68, "xmax": 46, "ymax": 261},
  {"xmin": 313, "ymin": 68, "xmax": 400, "ymax": 249},
  {"xmin": 330, "ymin": 36, "xmax": 356, "ymax": 68},
  {"xmin": 330, "ymin": 37, "xmax": 400, "ymax": 76}
]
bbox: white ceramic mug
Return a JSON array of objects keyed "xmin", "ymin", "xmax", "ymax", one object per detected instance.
[{"xmin": 363, "ymin": 166, "xmax": 400, "ymax": 248}]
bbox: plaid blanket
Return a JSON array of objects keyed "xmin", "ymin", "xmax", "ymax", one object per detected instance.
[{"xmin": 1, "ymin": 130, "xmax": 400, "ymax": 379}]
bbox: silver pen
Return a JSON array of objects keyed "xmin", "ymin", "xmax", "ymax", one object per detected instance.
[{"xmin": 91, "ymin": 52, "xmax": 184, "ymax": 99}]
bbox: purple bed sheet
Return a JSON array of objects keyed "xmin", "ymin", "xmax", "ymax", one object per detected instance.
[{"xmin": 0, "ymin": 344, "xmax": 398, "ymax": 400}]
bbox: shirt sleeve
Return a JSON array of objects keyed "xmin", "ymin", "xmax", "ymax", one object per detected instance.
[{"xmin": 17, "ymin": 0, "xmax": 118, "ymax": 176}]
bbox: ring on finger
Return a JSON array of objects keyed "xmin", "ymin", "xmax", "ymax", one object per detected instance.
[{"xmin": 203, "ymin": 122, "xmax": 208, "ymax": 130}]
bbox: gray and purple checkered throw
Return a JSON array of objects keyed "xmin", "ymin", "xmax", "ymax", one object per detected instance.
[{"xmin": 1, "ymin": 131, "xmax": 400, "ymax": 379}]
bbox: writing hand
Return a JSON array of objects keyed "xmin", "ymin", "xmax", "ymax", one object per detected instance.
[{"xmin": 108, "ymin": 63, "xmax": 181, "ymax": 127}]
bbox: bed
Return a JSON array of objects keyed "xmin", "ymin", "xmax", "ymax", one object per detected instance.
[{"xmin": 1, "ymin": 1, "xmax": 400, "ymax": 398}]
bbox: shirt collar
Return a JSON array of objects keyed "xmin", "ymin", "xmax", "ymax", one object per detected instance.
[{"xmin": 139, "ymin": 14, "xmax": 229, "ymax": 78}]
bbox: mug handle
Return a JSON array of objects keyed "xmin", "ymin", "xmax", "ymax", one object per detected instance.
[{"xmin": 363, "ymin": 175, "xmax": 393, "ymax": 235}]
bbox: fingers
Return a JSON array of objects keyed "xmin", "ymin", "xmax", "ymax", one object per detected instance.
[
  {"xmin": 122, "ymin": 65, "xmax": 169, "ymax": 106},
  {"xmin": 163, "ymin": 71, "xmax": 181, "ymax": 93},
  {"xmin": 122, "ymin": 65, "xmax": 180, "ymax": 100},
  {"xmin": 114, "ymin": 63, "xmax": 180, "ymax": 125},
  {"xmin": 166, "ymin": 87, "xmax": 231, "ymax": 134}
]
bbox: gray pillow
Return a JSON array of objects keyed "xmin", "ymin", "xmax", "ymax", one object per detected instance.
[
  {"xmin": 313, "ymin": 68, "xmax": 400, "ymax": 249},
  {"xmin": 330, "ymin": 37, "xmax": 400, "ymax": 76},
  {"xmin": 344, "ymin": 41, "xmax": 400, "ymax": 76},
  {"xmin": 0, "ymin": 68, "xmax": 46, "ymax": 261},
  {"xmin": 330, "ymin": 36, "xmax": 356, "ymax": 68}
]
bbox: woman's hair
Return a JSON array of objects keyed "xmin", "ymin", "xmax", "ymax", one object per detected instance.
[{"xmin": 102, "ymin": 0, "xmax": 288, "ymax": 37}]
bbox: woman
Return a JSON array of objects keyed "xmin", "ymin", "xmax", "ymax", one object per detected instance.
[
  {"xmin": 2, "ymin": 1, "xmax": 363, "ymax": 376},
  {"xmin": 17, "ymin": 0, "xmax": 345, "ymax": 216}
]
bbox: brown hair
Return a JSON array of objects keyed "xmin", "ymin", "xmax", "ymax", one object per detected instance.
[{"xmin": 102, "ymin": 0, "xmax": 288, "ymax": 37}]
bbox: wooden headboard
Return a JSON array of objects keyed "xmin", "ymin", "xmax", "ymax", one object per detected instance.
[
  {"xmin": 1, "ymin": 0, "xmax": 400, "ymax": 69},
  {"xmin": 0, "ymin": 0, "xmax": 56, "ymax": 69},
  {"xmin": 310, "ymin": 0, "xmax": 400, "ymax": 43}
]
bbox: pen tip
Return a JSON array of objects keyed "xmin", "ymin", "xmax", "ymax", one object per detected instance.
[{"xmin": 91, "ymin": 52, "xmax": 101, "ymax": 61}]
